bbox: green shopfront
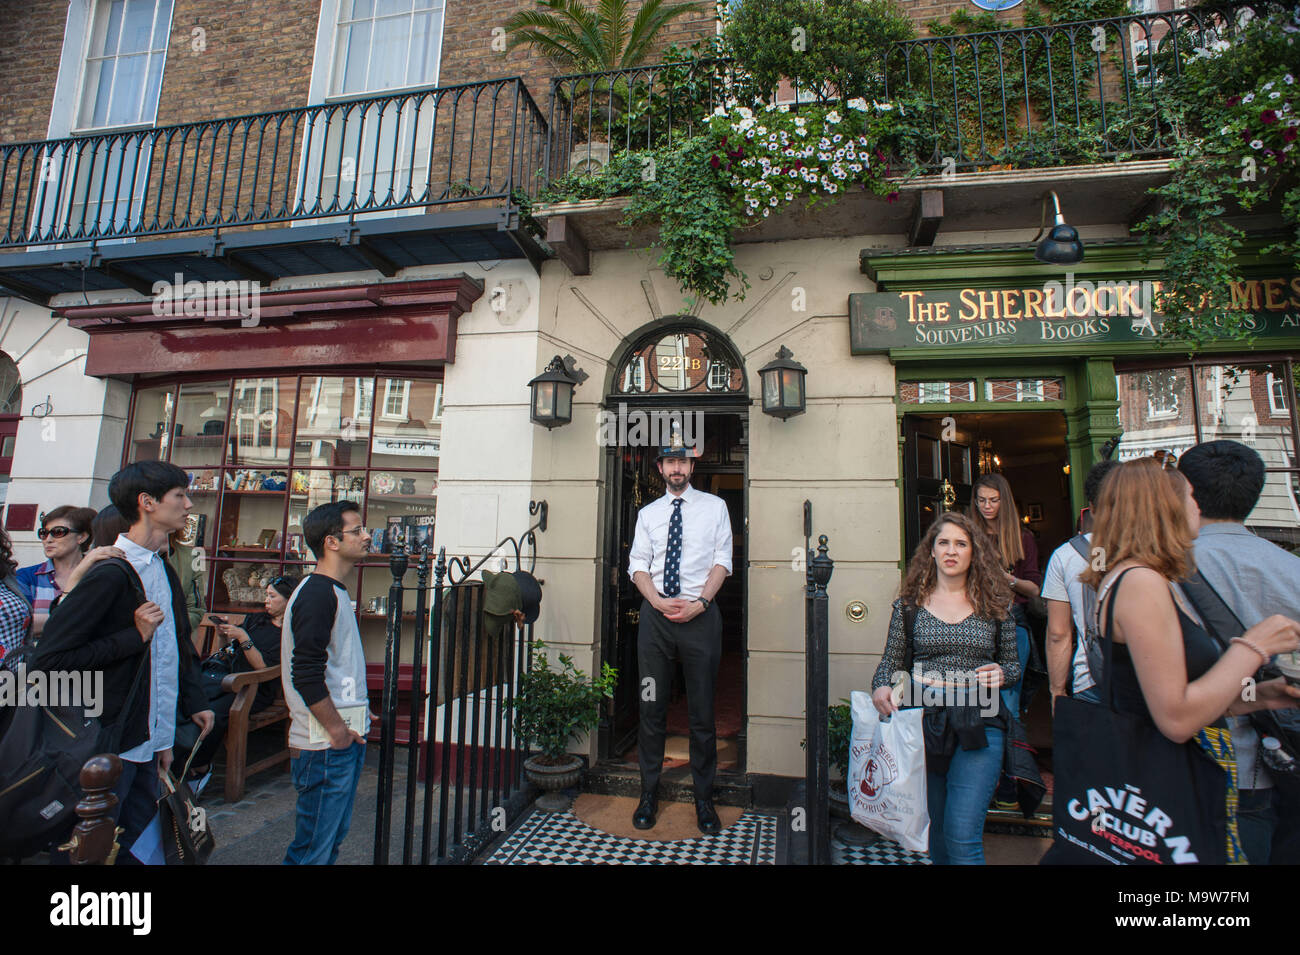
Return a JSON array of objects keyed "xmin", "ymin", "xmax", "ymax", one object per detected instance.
[{"xmin": 849, "ymin": 243, "xmax": 1300, "ymax": 563}]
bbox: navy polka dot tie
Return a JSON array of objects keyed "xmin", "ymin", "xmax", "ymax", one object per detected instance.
[{"xmin": 663, "ymin": 498, "xmax": 684, "ymax": 597}]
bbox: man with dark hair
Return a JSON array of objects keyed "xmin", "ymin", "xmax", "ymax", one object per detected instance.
[
  {"xmin": 627, "ymin": 435, "xmax": 733, "ymax": 835},
  {"xmin": 1179, "ymin": 439, "xmax": 1300, "ymax": 864},
  {"xmin": 1043, "ymin": 458, "xmax": 1120, "ymax": 708},
  {"xmin": 281, "ymin": 500, "xmax": 372, "ymax": 864},
  {"xmin": 34, "ymin": 461, "xmax": 213, "ymax": 861}
]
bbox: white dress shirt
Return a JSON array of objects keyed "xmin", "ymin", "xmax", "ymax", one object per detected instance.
[
  {"xmin": 115, "ymin": 533, "xmax": 180, "ymax": 762},
  {"xmin": 627, "ymin": 483, "xmax": 733, "ymax": 601}
]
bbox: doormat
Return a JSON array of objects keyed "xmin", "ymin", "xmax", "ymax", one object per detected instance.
[
  {"xmin": 484, "ymin": 806, "xmax": 778, "ymax": 865},
  {"xmin": 572, "ymin": 793, "xmax": 745, "ymax": 841}
]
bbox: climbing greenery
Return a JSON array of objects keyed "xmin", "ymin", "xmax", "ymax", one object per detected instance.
[{"xmin": 1134, "ymin": 7, "xmax": 1300, "ymax": 345}]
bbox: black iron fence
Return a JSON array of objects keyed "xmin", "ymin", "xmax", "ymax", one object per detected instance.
[
  {"xmin": 0, "ymin": 76, "xmax": 548, "ymax": 248},
  {"xmin": 372, "ymin": 501, "xmax": 547, "ymax": 865},
  {"xmin": 546, "ymin": 0, "xmax": 1280, "ymax": 178},
  {"xmin": 803, "ymin": 502, "xmax": 833, "ymax": 866}
]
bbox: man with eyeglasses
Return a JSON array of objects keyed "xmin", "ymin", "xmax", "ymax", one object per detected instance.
[{"xmin": 281, "ymin": 500, "xmax": 373, "ymax": 865}]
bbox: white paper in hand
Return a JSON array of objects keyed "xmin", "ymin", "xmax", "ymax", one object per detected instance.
[{"xmin": 846, "ymin": 690, "xmax": 930, "ymax": 854}]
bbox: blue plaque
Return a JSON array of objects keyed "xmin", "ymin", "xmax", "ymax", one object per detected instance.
[{"xmin": 971, "ymin": 0, "xmax": 1023, "ymax": 9}]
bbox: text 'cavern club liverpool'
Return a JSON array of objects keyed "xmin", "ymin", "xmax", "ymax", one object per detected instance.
[{"xmin": 848, "ymin": 276, "xmax": 1300, "ymax": 354}]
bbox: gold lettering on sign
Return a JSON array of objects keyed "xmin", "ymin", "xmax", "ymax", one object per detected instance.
[
  {"xmin": 1000, "ymin": 290, "xmax": 1022, "ymax": 320},
  {"xmin": 1022, "ymin": 288, "xmax": 1045, "ymax": 319},
  {"xmin": 976, "ymin": 290, "xmax": 999, "ymax": 322},
  {"xmin": 1264, "ymin": 279, "xmax": 1287, "ymax": 311},
  {"xmin": 958, "ymin": 289, "xmax": 979, "ymax": 322},
  {"xmin": 1229, "ymin": 281, "xmax": 1262, "ymax": 310},
  {"xmin": 901, "ymin": 290, "xmax": 925, "ymax": 323}
]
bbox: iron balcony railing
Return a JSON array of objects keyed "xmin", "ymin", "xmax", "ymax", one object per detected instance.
[
  {"xmin": 0, "ymin": 76, "xmax": 548, "ymax": 249},
  {"xmin": 548, "ymin": 0, "xmax": 1284, "ymax": 178}
]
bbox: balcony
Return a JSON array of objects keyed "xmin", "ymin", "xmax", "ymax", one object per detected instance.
[
  {"xmin": 0, "ymin": 77, "xmax": 549, "ymax": 304},
  {"xmin": 537, "ymin": 0, "xmax": 1283, "ymax": 256}
]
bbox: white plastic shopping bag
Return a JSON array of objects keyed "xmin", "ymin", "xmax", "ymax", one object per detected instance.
[{"xmin": 847, "ymin": 690, "xmax": 930, "ymax": 853}]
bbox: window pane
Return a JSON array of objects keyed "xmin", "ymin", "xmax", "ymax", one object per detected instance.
[
  {"xmin": 371, "ymin": 378, "xmax": 440, "ymax": 468},
  {"xmin": 408, "ymin": 9, "xmax": 435, "ymax": 86},
  {"xmin": 171, "ymin": 381, "xmax": 228, "ymax": 466},
  {"xmin": 287, "ymin": 470, "xmax": 369, "ymax": 555},
  {"xmin": 99, "ymin": 1, "xmax": 125, "ymax": 57},
  {"xmin": 212, "ymin": 559, "xmax": 297, "ymax": 613},
  {"xmin": 121, "ymin": 0, "xmax": 156, "ymax": 54},
  {"xmin": 369, "ymin": 14, "xmax": 406, "ymax": 91},
  {"xmin": 1115, "ymin": 369, "xmax": 1195, "ymax": 461},
  {"xmin": 228, "ymin": 377, "xmax": 296, "ymax": 468},
  {"xmin": 215, "ymin": 469, "xmax": 286, "ymax": 561},
  {"xmin": 128, "ymin": 385, "xmax": 175, "ymax": 461},
  {"xmin": 364, "ymin": 470, "xmax": 436, "ymax": 558},
  {"xmin": 109, "ymin": 53, "xmax": 146, "ymax": 124},
  {"xmin": 293, "ymin": 376, "xmax": 372, "ymax": 467},
  {"xmin": 179, "ymin": 468, "xmax": 220, "ymax": 560},
  {"xmin": 984, "ymin": 377, "xmax": 1065, "ymax": 403}
]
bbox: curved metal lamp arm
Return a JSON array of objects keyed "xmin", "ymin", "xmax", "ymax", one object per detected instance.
[{"xmin": 1032, "ymin": 190, "xmax": 1064, "ymax": 243}]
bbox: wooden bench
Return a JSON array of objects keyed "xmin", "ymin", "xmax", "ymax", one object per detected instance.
[{"xmin": 195, "ymin": 612, "xmax": 291, "ymax": 803}]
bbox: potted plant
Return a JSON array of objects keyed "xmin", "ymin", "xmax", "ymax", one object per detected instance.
[
  {"xmin": 826, "ymin": 701, "xmax": 853, "ymax": 819},
  {"xmin": 514, "ymin": 639, "xmax": 618, "ymax": 810}
]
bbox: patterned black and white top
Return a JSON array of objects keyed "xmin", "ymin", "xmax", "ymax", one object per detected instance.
[{"xmin": 871, "ymin": 597, "xmax": 1019, "ymax": 691}]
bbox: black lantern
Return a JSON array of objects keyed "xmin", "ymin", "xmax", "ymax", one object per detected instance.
[
  {"xmin": 528, "ymin": 355, "xmax": 588, "ymax": 430},
  {"xmin": 758, "ymin": 345, "xmax": 807, "ymax": 420},
  {"xmin": 1033, "ymin": 190, "xmax": 1084, "ymax": 265}
]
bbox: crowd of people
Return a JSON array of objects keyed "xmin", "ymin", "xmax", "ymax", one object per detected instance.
[
  {"xmin": 873, "ymin": 439, "xmax": 1300, "ymax": 865},
  {"xmin": 5, "ymin": 461, "xmax": 372, "ymax": 865}
]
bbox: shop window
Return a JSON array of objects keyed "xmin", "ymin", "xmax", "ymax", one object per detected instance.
[
  {"xmin": 1116, "ymin": 368, "xmax": 1195, "ymax": 461},
  {"xmin": 125, "ymin": 373, "xmax": 441, "ymax": 659}
]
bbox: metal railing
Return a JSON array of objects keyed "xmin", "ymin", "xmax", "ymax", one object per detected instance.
[
  {"xmin": 372, "ymin": 501, "xmax": 547, "ymax": 865},
  {"xmin": 0, "ymin": 76, "xmax": 548, "ymax": 249},
  {"xmin": 803, "ymin": 503, "xmax": 834, "ymax": 867},
  {"xmin": 545, "ymin": 0, "xmax": 1282, "ymax": 178}
]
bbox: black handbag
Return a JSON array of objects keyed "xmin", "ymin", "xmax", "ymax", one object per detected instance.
[
  {"xmin": 157, "ymin": 745, "xmax": 215, "ymax": 865},
  {"xmin": 1042, "ymin": 568, "xmax": 1228, "ymax": 865}
]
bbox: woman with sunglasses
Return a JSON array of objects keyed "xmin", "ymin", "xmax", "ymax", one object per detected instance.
[
  {"xmin": 15, "ymin": 506, "xmax": 98, "ymax": 640},
  {"xmin": 180, "ymin": 574, "xmax": 300, "ymax": 779}
]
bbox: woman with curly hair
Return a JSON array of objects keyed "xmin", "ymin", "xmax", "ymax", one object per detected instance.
[
  {"xmin": 0, "ymin": 525, "xmax": 33, "ymax": 667},
  {"xmin": 871, "ymin": 511, "xmax": 1020, "ymax": 864}
]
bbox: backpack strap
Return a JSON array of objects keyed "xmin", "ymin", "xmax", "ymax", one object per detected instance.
[{"xmin": 902, "ymin": 602, "xmax": 918, "ymax": 681}]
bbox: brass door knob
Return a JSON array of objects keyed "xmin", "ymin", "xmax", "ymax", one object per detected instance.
[{"xmin": 624, "ymin": 609, "xmax": 640, "ymax": 624}]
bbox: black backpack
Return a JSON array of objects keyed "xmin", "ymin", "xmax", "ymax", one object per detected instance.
[{"xmin": 0, "ymin": 557, "xmax": 148, "ymax": 859}]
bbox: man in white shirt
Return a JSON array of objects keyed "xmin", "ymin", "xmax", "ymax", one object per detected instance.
[
  {"xmin": 36, "ymin": 461, "xmax": 213, "ymax": 862},
  {"xmin": 1044, "ymin": 460, "xmax": 1118, "ymax": 709},
  {"xmin": 627, "ymin": 436, "xmax": 733, "ymax": 834}
]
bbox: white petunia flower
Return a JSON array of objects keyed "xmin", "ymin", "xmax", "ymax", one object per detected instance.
[
  {"xmin": 1250, "ymin": 138, "xmax": 1264, "ymax": 149},
  {"xmin": 785, "ymin": 192, "xmax": 794, "ymax": 201},
  {"xmin": 847, "ymin": 97, "xmax": 869, "ymax": 111},
  {"xmin": 1285, "ymin": 74, "xmax": 1295, "ymax": 84},
  {"xmin": 1220, "ymin": 125, "xmax": 1232, "ymax": 135},
  {"xmin": 1244, "ymin": 93, "xmax": 1255, "ymax": 103},
  {"xmin": 1270, "ymin": 91, "xmax": 1282, "ymax": 99},
  {"xmin": 826, "ymin": 110, "xmax": 842, "ymax": 124}
]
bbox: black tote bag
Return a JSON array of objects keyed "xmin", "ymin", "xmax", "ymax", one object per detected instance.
[{"xmin": 1042, "ymin": 569, "xmax": 1227, "ymax": 865}]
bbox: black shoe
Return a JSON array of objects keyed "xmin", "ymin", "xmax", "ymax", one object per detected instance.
[
  {"xmin": 633, "ymin": 791, "xmax": 658, "ymax": 830},
  {"xmin": 695, "ymin": 797, "xmax": 721, "ymax": 836}
]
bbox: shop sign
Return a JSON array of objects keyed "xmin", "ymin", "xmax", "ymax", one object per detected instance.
[
  {"xmin": 849, "ymin": 276, "xmax": 1300, "ymax": 354},
  {"xmin": 372, "ymin": 435, "xmax": 440, "ymax": 457}
]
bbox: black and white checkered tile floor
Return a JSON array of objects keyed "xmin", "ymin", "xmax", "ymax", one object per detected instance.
[
  {"xmin": 484, "ymin": 808, "xmax": 779, "ymax": 865},
  {"xmin": 833, "ymin": 834, "xmax": 931, "ymax": 865}
]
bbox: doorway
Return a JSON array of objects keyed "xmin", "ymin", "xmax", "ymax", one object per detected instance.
[
  {"xmin": 601, "ymin": 409, "xmax": 748, "ymax": 774},
  {"xmin": 902, "ymin": 409, "xmax": 1075, "ymax": 818}
]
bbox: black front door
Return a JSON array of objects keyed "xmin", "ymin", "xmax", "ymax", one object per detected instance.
[{"xmin": 902, "ymin": 414, "xmax": 973, "ymax": 559}]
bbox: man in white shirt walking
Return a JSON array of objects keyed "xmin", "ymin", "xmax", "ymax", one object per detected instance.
[{"xmin": 627, "ymin": 436, "xmax": 733, "ymax": 834}]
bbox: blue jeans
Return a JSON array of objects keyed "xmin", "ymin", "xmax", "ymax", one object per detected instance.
[
  {"xmin": 111, "ymin": 755, "xmax": 160, "ymax": 865},
  {"xmin": 927, "ymin": 727, "xmax": 1004, "ymax": 865},
  {"xmin": 284, "ymin": 742, "xmax": 367, "ymax": 865},
  {"xmin": 1237, "ymin": 788, "xmax": 1277, "ymax": 865},
  {"xmin": 999, "ymin": 626, "xmax": 1031, "ymax": 719}
]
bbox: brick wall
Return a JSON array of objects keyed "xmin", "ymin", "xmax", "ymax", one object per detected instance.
[
  {"xmin": 0, "ymin": 0, "xmax": 69, "ymax": 144},
  {"xmin": 156, "ymin": 0, "xmax": 320, "ymax": 126}
]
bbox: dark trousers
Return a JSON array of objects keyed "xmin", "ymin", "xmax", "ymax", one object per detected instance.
[
  {"xmin": 637, "ymin": 598, "xmax": 722, "ymax": 798},
  {"xmin": 111, "ymin": 755, "xmax": 160, "ymax": 865}
]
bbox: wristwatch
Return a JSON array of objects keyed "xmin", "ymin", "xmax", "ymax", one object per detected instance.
[
  {"xmin": 697, "ymin": 597, "xmax": 710, "ymax": 610},
  {"xmin": 238, "ymin": 640, "xmax": 254, "ymax": 651}
]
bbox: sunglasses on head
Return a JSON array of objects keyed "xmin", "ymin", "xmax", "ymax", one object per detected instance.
[
  {"xmin": 37, "ymin": 526, "xmax": 74, "ymax": 540},
  {"xmin": 1153, "ymin": 449, "xmax": 1178, "ymax": 469},
  {"xmin": 269, "ymin": 576, "xmax": 294, "ymax": 590}
]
